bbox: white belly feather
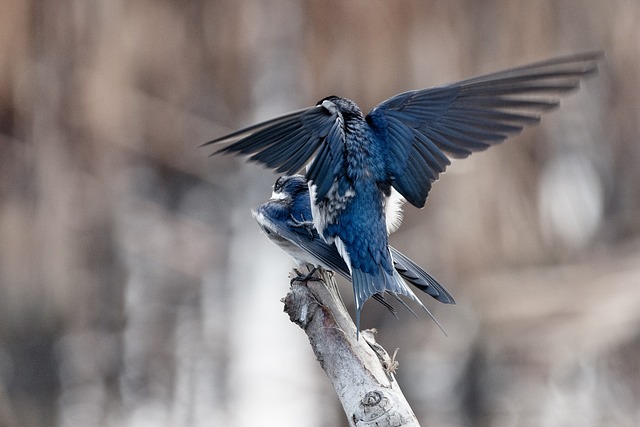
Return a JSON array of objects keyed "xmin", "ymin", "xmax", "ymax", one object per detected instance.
[{"xmin": 384, "ymin": 187, "xmax": 406, "ymax": 234}]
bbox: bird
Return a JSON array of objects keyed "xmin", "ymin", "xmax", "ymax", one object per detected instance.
[
  {"xmin": 252, "ymin": 174, "xmax": 454, "ymax": 329},
  {"xmin": 206, "ymin": 52, "xmax": 602, "ymax": 332}
]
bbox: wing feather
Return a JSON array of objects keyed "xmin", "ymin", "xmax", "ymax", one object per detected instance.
[
  {"xmin": 367, "ymin": 51, "xmax": 602, "ymax": 208},
  {"xmin": 205, "ymin": 105, "xmax": 346, "ymax": 201}
]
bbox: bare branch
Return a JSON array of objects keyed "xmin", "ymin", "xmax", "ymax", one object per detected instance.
[{"xmin": 283, "ymin": 267, "xmax": 421, "ymax": 427}]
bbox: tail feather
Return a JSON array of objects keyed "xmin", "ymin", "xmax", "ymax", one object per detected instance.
[
  {"xmin": 386, "ymin": 267, "xmax": 448, "ymax": 336},
  {"xmin": 351, "ymin": 264, "xmax": 447, "ymax": 336},
  {"xmin": 351, "ymin": 268, "xmax": 377, "ymax": 332},
  {"xmin": 390, "ymin": 247, "xmax": 456, "ymax": 304}
]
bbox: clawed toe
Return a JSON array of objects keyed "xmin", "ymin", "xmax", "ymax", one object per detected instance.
[{"xmin": 290, "ymin": 267, "xmax": 321, "ymax": 284}]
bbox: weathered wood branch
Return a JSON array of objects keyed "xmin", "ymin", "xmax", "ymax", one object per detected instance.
[{"xmin": 283, "ymin": 267, "xmax": 421, "ymax": 427}]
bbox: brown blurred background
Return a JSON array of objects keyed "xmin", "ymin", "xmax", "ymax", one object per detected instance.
[{"xmin": 1, "ymin": 1, "xmax": 639, "ymax": 426}]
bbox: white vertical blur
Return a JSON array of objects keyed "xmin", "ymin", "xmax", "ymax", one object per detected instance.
[
  {"xmin": 538, "ymin": 154, "xmax": 603, "ymax": 250},
  {"xmin": 225, "ymin": 177, "xmax": 329, "ymax": 426},
  {"xmin": 223, "ymin": 2, "xmax": 335, "ymax": 426}
]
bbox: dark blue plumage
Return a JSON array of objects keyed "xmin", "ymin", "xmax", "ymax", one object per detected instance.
[
  {"xmin": 253, "ymin": 175, "xmax": 454, "ymax": 329},
  {"xmin": 208, "ymin": 52, "xmax": 601, "ymax": 333}
]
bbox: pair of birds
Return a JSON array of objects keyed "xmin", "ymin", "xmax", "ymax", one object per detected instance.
[
  {"xmin": 252, "ymin": 173, "xmax": 453, "ymax": 333},
  {"xmin": 207, "ymin": 52, "xmax": 601, "ymax": 333}
]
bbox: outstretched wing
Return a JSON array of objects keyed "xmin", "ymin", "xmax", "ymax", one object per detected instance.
[
  {"xmin": 367, "ymin": 51, "xmax": 602, "ymax": 208},
  {"xmin": 205, "ymin": 105, "xmax": 345, "ymax": 201}
]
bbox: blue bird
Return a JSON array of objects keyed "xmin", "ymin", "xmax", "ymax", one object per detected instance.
[
  {"xmin": 253, "ymin": 174, "xmax": 454, "ymax": 329},
  {"xmin": 207, "ymin": 52, "xmax": 601, "ymax": 332}
]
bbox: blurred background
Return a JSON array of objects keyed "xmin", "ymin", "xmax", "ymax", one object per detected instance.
[{"xmin": 1, "ymin": 1, "xmax": 639, "ymax": 426}]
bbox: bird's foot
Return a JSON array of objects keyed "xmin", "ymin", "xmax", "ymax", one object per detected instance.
[
  {"xmin": 290, "ymin": 266, "xmax": 322, "ymax": 285},
  {"xmin": 289, "ymin": 215, "xmax": 316, "ymax": 237}
]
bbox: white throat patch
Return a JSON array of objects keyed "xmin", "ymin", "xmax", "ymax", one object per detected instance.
[{"xmin": 270, "ymin": 190, "xmax": 287, "ymax": 201}]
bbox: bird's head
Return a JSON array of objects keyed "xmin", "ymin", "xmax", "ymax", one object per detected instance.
[
  {"xmin": 272, "ymin": 175, "xmax": 309, "ymax": 203},
  {"xmin": 317, "ymin": 96, "xmax": 363, "ymax": 121}
]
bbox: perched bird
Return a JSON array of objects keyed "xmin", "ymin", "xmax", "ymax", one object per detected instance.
[
  {"xmin": 253, "ymin": 174, "xmax": 454, "ymax": 328},
  {"xmin": 207, "ymin": 52, "xmax": 601, "ymax": 331}
]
